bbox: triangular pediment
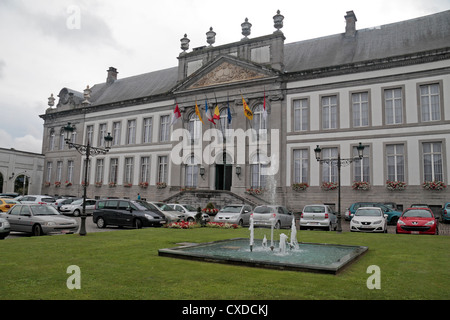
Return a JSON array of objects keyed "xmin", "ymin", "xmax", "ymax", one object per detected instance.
[{"xmin": 175, "ymin": 56, "xmax": 278, "ymax": 92}]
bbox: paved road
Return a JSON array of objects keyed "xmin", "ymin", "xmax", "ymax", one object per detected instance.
[{"xmin": 4, "ymin": 215, "xmax": 449, "ymax": 239}]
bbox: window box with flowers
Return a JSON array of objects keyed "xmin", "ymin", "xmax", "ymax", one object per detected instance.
[
  {"xmin": 81, "ymin": 181, "xmax": 89, "ymax": 187},
  {"xmin": 352, "ymin": 181, "xmax": 370, "ymax": 191},
  {"xmin": 246, "ymin": 188, "xmax": 264, "ymax": 195},
  {"xmin": 386, "ymin": 180, "xmax": 407, "ymax": 191},
  {"xmin": 44, "ymin": 181, "xmax": 51, "ymax": 187},
  {"xmin": 124, "ymin": 183, "xmax": 132, "ymax": 187},
  {"xmin": 422, "ymin": 181, "xmax": 447, "ymax": 191},
  {"xmin": 139, "ymin": 181, "xmax": 149, "ymax": 188},
  {"xmin": 108, "ymin": 182, "xmax": 116, "ymax": 188},
  {"xmin": 321, "ymin": 182, "xmax": 338, "ymax": 191},
  {"xmin": 156, "ymin": 182, "xmax": 167, "ymax": 189},
  {"xmin": 292, "ymin": 182, "xmax": 309, "ymax": 192},
  {"xmin": 54, "ymin": 181, "xmax": 61, "ymax": 188},
  {"xmin": 95, "ymin": 181, "xmax": 103, "ymax": 187},
  {"xmin": 202, "ymin": 202, "xmax": 219, "ymax": 215},
  {"xmin": 65, "ymin": 180, "xmax": 72, "ymax": 187}
]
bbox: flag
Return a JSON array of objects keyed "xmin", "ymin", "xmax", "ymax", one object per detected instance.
[
  {"xmin": 263, "ymin": 90, "xmax": 267, "ymax": 120},
  {"xmin": 227, "ymin": 100, "xmax": 232, "ymax": 125},
  {"xmin": 242, "ymin": 95, "xmax": 253, "ymax": 121},
  {"xmin": 170, "ymin": 104, "xmax": 181, "ymax": 126},
  {"xmin": 205, "ymin": 99, "xmax": 215, "ymax": 124},
  {"xmin": 195, "ymin": 101, "xmax": 204, "ymax": 124},
  {"xmin": 213, "ymin": 105, "xmax": 220, "ymax": 121}
]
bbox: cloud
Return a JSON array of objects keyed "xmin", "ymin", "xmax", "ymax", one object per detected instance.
[
  {"xmin": 0, "ymin": 60, "xmax": 5, "ymax": 79},
  {"xmin": 0, "ymin": 129, "xmax": 42, "ymax": 154}
]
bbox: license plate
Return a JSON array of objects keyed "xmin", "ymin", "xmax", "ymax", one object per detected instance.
[
  {"xmin": 411, "ymin": 231, "xmax": 420, "ymax": 234},
  {"xmin": 309, "ymin": 222, "xmax": 318, "ymax": 225}
]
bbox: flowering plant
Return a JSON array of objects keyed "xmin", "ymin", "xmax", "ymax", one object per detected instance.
[
  {"xmin": 81, "ymin": 181, "xmax": 89, "ymax": 187},
  {"xmin": 422, "ymin": 181, "xmax": 447, "ymax": 191},
  {"xmin": 202, "ymin": 208, "xmax": 219, "ymax": 214},
  {"xmin": 44, "ymin": 181, "xmax": 51, "ymax": 187},
  {"xmin": 246, "ymin": 188, "xmax": 264, "ymax": 195},
  {"xmin": 156, "ymin": 182, "xmax": 167, "ymax": 189},
  {"xmin": 54, "ymin": 181, "xmax": 61, "ymax": 187},
  {"xmin": 108, "ymin": 181, "xmax": 116, "ymax": 187},
  {"xmin": 386, "ymin": 180, "xmax": 407, "ymax": 191},
  {"xmin": 206, "ymin": 222, "xmax": 240, "ymax": 229},
  {"xmin": 95, "ymin": 181, "xmax": 103, "ymax": 187},
  {"xmin": 352, "ymin": 181, "xmax": 370, "ymax": 191},
  {"xmin": 164, "ymin": 221, "xmax": 200, "ymax": 229},
  {"xmin": 321, "ymin": 181, "xmax": 338, "ymax": 191},
  {"xmin": 65, "ymin": 180, "xmax": 72, "ymax": 187},
  {"xmin": 124, "ymin": 183, "xmax": 132, "ymax": 187},
  {"xmin": 292, "ymin": 182, "xmax": 309, "ymax": 191},
  {"xmin": 139, "ymin": 181, "xmax": 148, "ymax": 188}
]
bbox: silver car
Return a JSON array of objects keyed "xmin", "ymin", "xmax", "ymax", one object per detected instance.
[
  {"xmin": 60, "ymin": 199, "xmax": 96, "ymax": 216},
  {"xmin": 168, "ymin": 204, "xmax": 210, "ymax": 222},
  {"xmin": 252, "ymin": 205, "xmax": 293, "ymax": 229},
  {"xmin": 1, "ymin": 204, "xmax": 79, "ymax": 236},
  {"xmin": 0, "ymin": 217, "xmax": 10, "ymax": 239},
  {"xmin": 147, "ymin": 202, "xmax": 185, "ymax": 223},
  {"xmin": 214, "ymin": 204, "xmax": 253, "ymax": 226},
  {"xmin": 300, "ymin": 204, "xmax": 337, "ymax": 231}
]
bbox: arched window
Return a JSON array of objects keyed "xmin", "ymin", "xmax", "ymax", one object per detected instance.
[
  {"xmin": 251, "ymin": 152, "xmax": 269, "ymax": 188},
  {"xmin": 188, "ymin": 112, "xmax": 202, "ymax": 145},
  {"xmin": 252, "ymin": 104, "xmax": 267, "ymax": 140},
  {"xmin": 185, "ymin": 155, "xmax": 199, "ymax": 188},
  {"xmin": 219, "ymin": 108, "xmax": 232, "ymax": 141}
]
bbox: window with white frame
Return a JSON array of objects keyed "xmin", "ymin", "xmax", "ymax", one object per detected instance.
[
  {"xmin": 127, "ymin": 120, "xmax": 136, "ymax": 145},
  {"xmin": 293, "ymin": 99, "xmax": 309, "ymax": 132},
  {"xmin": 188, "ymin": 112, "xmax": 202, "ymax": 145},
  {"xmin": 109, "ymin": 158, "xmax": 119, "ymax": 184},
  {"xmin": 384, "ymin": 88, "xmax": 403, "ymax": 125},
  {"xmin": 252, "ymin": 104, "xmax": 267, "ymax": 140},
  {"xmin": 49, "ymin": 130, "xmax": 55, "ymax": 151},
  {"xmin": 420, "ymin": 83, "xmax": 441, "ymax": 122},
  {"xmin": 321, "ymin": 96, "xmax": 338, "ymax": 130},
  {"xmin": 386, "ymin": 144, "xmax": 405, "ymax": 182},
  {"xmin": 423, "ymin": 142, "xmax": 443, "ymax": 182},
  {"xmin": 160, "ymin": 115, "xmax": 170, "ymax": 142},
  {"xmin": 86, "ymin": 125, "xmax": 94, "ymax": 145},
  {"xmin": 124, "ymin": 157, "xmax": 134, "ymax": 185},
  {"xmin": 353, "ymin": 145, "xmax": 370, "ymax": 182},
  {"xmin": 98, "ymin": 123, "xmax": 107, "ymax": 147},
  {"xmin": 293, "ymin": 149, "xmax": 308, "ymax": 183},
  {"xmin": 143, "ymin": 117, "xmax": 153, "ymax": 143},
  {"xmin": 352, "ymin": 92, "xmax": 369, "ymax": 127},
  {"xmin": 321, "ymin": 147, "xmax": 338, "ymax": 183},
  {"xmin": 185, "ymin": 155, "xmax": 199, "ymax": 188},
  {"xmin": 46, "ymin": 162, "xmax": 52, "ymax": 182},
  {"xmin": 251, "ymin": 153, "xmax": 269, "ymax": 188},
  {"xmin": 158, "ymin": 156, "xmax": 168, "ymax": 183},
  {"xmin": 112, "ymin": 122, "xmax": 121, "ymax": 146},
  {"xmin": 59, "ymin": 130, "xmax": 65, "ymax": 150},
  {"xmin": 140, "ymin": 157, "xmax": 150, "ymax": 184},
  {"xmin": 82, "ymin": 159, "xmax": 91, "ymax": 184},
  {"xmin": 219, "ymin": 108, "xmax": 232, "ymax": 141},
  {"xmin": 56, "ymin": 161, "xmax": 62, "ymax": 182},
  {"xmin": 67, "ymin": 160, "xmax": 74, "ymax": 183},
  {"xmin": 95, "ymin": 159, "xmax": 104, "ymax": 184}
]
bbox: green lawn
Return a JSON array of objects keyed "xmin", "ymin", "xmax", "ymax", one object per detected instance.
[{"xmin": 1, "ymin": 227, "xmax": 449, "ymax": 300}]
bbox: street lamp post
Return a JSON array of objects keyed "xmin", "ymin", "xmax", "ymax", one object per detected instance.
[
  {"xmin": 63, "ymin": 122, "xmax": 113, "ymax": 236},
  {"xmin": 314, "ymin": 143, "xmax": 365, "ymax": 233}
]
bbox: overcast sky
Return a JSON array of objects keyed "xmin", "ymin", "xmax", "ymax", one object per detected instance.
[{"xmin": 1, "ymin": 0, "xmax": 449, "ymax": 154}]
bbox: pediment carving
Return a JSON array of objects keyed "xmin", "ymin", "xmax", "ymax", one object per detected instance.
[{"xmin": 189, "ymin": 61, "xmax": 266, "ymax": 89}]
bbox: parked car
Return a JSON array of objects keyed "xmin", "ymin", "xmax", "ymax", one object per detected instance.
[
  {"xmin": 60, "ymin": 199, "xmax": 96, "ymax": 216},
  {"xmin": 300, "ymin": 204, "xmax": 337, "ymax": 231},
  {"xmin": 93, "ymin": 199, "xmax": 166, "ymax": 229},
  {"xmin": 0, "ymin": 192, "xmax": 19, "ymax": 198},
  {"xmin": 148, "ymin": 202, "xmax": 185, "ymax": 223},
  {"xmin": 0, "ymin": 204, "xmax": 78, "ymax": 236},
  {"xmin": 350, "ymin": 207, "xmax": 388, "ymax": 233},
  {"xmin": 346, "ymin": 202, "xmax": 401, "ymax": 225},
  {"xmin": 214, "ymin": 204, "xmax": 253, "ymax": 226},
  {"xmin": 0, "ymin": 217, "xmax": 10, "ymax": 239},
  {"xmin": 397, "ymin": 207, "xmax": 439, "ymax": 235},
  {"xmin": 168, "ymin": 204, "xmax": 210, "ymax": 222},
  {"xmin": 252, "ymin": 205, "xmax": 293, "ymax": 229},
  {"xmin": 0, "ymin": 198, "xmax": 19, "ymax": 212},
  {"xmin": 17, "ymin": 195, "xmax": 57, "ymax": 206},
  {"xmin": 55, "ymin": 197, "xmax": 80, "ymax": 211},
  {"xmin": 442, "ymin": 202, "xmax": 450, "ymax": 223}
]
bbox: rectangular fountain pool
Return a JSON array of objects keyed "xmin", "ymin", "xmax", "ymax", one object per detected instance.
[{"xmin": 158, "ymin": 238, "xmax": 368, "ymax": 275}]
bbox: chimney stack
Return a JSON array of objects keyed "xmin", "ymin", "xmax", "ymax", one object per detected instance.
[
  {"xmin": 106, "ymin": 67, "xmax": 118, "ymax": 85},
  {"xmin": 344, "ymin": 11, "xmax": 357, "ymax": 37}
]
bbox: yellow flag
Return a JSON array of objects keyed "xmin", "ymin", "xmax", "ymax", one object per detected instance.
[
  {"xmin": 242, "ymin": 96, "xmax": 253, "ymax": 120},
  {"xmin": 195, "ymin": 102, "xmax": 204, "ymax": 124},
  {"xmin": 213, "ymin": 105, "xmax": 220, "ymax": 121}
]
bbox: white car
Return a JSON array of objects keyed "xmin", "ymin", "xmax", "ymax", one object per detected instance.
[
  {"xmin": 252, "ymin": 205, "xmax": 292, "ymax": 229},
  {"xmin": 215, "ymin": 204, "xmax": 253, "ymax": 226},
  {"xmin": 350, "ymin": 207, "xmax": 388, "ymax": 233},
  {"xmin": 147, "ymin": 202, "xmax": 185, "ymax": 223},
  {"xmin": 17, "ymin": 195, "xmax": 57, "ymax": 206},
  {"xmin": 300, "ymin": 204, "xmax": 337, "ymax": 231},
  {"xmin": 168, "ymin": 204, "xmax": 210, "ymax": 222},
  {"xmin": 60, "ymin": 199, "xmax": 97, "ymax": 216}
]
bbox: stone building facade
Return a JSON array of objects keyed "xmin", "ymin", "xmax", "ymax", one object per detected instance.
[{"xmin": 40, "ymin": 10, "xmax": 450, "ymax": 213}]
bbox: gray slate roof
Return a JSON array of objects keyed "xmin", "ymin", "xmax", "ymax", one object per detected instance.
[{"xmin": 87, "ymin": 10, "xmax": 450, "ymax": 107}]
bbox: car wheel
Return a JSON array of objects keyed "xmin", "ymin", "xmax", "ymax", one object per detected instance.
[
  {"xmin": 96, "ymin": 217, "xmax": 106, "ymax": 228},
  {"xmin": 187, "ymin": 217, "xmax": 195, "ymax": 223},
  {"xmin": 73, "ymin": 209, "xmax": 80, "ymax": 217},
  {"xmin": 238, "ymin": 219, "xmax": 244, "ymax": 227},
  {"xmin": 134, "ymin": 218, "xmax": 143, "ymax": 229},
  {"xmin": 32, "ymin": 224, "xmax": 42, "ymax": 236},
  {"xmin": 275, "ymin": 221, "xmax": 281, "ymax": 229}
]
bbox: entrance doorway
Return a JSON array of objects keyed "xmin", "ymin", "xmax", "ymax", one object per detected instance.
[{"xmin": 215, "ymin": 152, "xmax": 232, "ymax": 191}]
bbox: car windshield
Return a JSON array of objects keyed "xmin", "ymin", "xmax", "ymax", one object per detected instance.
[
  {"xmin": 220, "ymin": 206, "xmax": 242, "ymax": 213},
  {"xmin": 183, "ymin": 204, "xmax": 197, "ymax": 211},
  {"xmin": 131, "ymin": 201, "xmax": 154, "ymax": 211},
  {"xmin": 355, "ymin": 209, "xmax": 382, "ymax": 216},
  {"xmin": 71, "ymin": 199, "xmax": 83, "ymax": 205},
  {"xmin": 303, "ymin": 206, "xmax": 325, "ymax": 213},
  {"xmin": 253, "ymin": 206, "xmax": 275, "ymax": 214},
  {"xmin": 153, "ymin": 203, "xmax": 175, "ymax": 211},
  {"xmin": 403, "ymin": 209, "xmax": 433, "ymax": 218},
  {"xmin": 31, "ymin": 206, "xmax": 59, "ymax": 216}
]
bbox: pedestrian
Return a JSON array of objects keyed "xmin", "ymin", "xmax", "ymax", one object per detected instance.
[{"xmin": 137, "ymin": 193, "xmax": 141, "ymax": 200}]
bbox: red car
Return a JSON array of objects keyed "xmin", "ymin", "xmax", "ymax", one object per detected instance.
[{"xmin": 396, "ymin": 208, "xmax": 439, "ymax": 235}]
